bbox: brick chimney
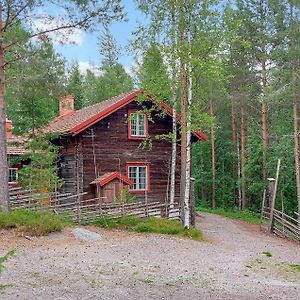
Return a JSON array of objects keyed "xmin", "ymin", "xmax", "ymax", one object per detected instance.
[
  {"xmin": 59, "ymin": 94, "xmax": 74, "ymax": 117},
  {"xmin": 6, "ymin": 118, "xmax": 13, "ymax": 139}
]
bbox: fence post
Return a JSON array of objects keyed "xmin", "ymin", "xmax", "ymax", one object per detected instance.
[
  {"xmin": 268, "ymin": 159, "xmax": 281, "ymax": 233},
  {"xmin": 260, "ymin": 189, "xmax": 266, "ymax": 228},
  {"xmin": 190, "ymin": 177, "xmax": 196, "ymax": 226}
]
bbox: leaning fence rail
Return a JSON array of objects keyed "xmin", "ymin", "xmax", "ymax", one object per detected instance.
[{"xmin": 261, "ymin": 205, "xmax": 300, "ymax": 243}]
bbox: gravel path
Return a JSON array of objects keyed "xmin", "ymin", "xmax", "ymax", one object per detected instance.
[{"xmin": 0, "ymin": 213, "xmax": 300, "ymax": 300}]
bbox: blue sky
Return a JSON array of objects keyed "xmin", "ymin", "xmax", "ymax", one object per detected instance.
[{"xmin": 53, "ymin": 0, "xmax": 145, "ymax": 75}]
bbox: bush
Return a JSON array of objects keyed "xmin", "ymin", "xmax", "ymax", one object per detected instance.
[
  {"xmin": 94, "ymin": 216, "xmax": 203, "ymax": 241},
  {"xmin": 0, "ymin": 209, "xmax": 65, "ymax": 236}
]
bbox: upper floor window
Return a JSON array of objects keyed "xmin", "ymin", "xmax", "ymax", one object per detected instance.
[
  {"xmin": 128, "ymin": 109, "xmax": 148, "ymax": 140},
  {"xmin": 9, "ymin": 168, "xmax": 18, "ymax": 183}
]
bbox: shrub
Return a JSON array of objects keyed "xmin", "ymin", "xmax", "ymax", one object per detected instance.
[{"xmin": 0, "ymin": 209, "xmax": 65, "ymax": 236}]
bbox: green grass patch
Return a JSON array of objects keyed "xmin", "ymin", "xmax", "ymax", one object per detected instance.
[
  {"xmin": 0, "ymin": 209, "xmax": 66, "ymax": 236},
  {"xmin": 94, "ymin": 216, "xmax": 203, "ymax": 241},
  {"xmin": 262, "ymin": 251, "xmax": 272, "ymax": 257},
  {"xmin": 0, "ymin": 250, "xmax": 15, "ymax": 274},
  {"xmin": 197, "ymin": 207, "xmax": 260, "ymax": 224},
  {"xmin": 289, "ymin": 264, "xmax": 300, "ymax": 272}
]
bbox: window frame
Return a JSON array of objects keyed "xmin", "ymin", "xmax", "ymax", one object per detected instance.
[
  {"xmin": 127, "ymin": 109, "xmax": 149, "ymax": 140},
  {"xmin": 8, "ymin": 168, "xmax": 18, "ymax": 184},
  {"xmin": 126, "ymin": 162, "xmax": 150, "ymax": 193}
]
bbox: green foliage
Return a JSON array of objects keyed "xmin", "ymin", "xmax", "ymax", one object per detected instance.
[
  {"xmin": 5, "ymin": 29, "xmax": 66, "ymax": 135},
  {"xmin": 137, "ymin": 44, "xmax": 172, "ymax": 104},
  {"xmin": 197, "ymin": 207, "xmax": 260, "ymax": 224},
  {"xmin": 0, "ymin": 209, "xmax": 65, "ymax": 236},
  {"xmin": 67, "ymin": 63, "xmax": 84, "ymax": 110},
  {"xmin": 289, "ymin": 264, "xmax": 300, "ymax": 272},
  {"xmin": 262, "ymin": 251, "xmax": 272, "ymax": 258},
  {"xmin": 18, "ymin": 136, "xmax": 63, "ymax": 192},
  {"xmin": 0, "ymin": 250, "xmax": 16, "ymax": 274},
  {"xmin": 115, "ymin": 188, "xmax": 136, "ymax": 204},
  {"xmin": 94, "ymin": 216, "xmax": 203, "ymax": 240}
]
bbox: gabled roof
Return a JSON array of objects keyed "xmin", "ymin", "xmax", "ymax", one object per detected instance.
[
  {"xmin": 44, "ymin": 90, "xmax": 208, "ymax": 141},
  {"xmin": 90, "ymin": 171, "xmax": 134, "ymax": 186}
]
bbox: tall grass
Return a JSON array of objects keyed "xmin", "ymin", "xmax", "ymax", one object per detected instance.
[
  {"xmin": 197, "ymin": 207, "xmax": 260, "ymax": 224},
  {"xmin": 0, "ymin": 209, "xmax": 66, "ymax": 236},
  {"xmin": 94, "ymin": 216, "xmax": 203, "ymax": 241}
]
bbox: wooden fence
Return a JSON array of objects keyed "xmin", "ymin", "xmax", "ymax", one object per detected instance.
[
  {"xmin": 259, "ymin": 159, "xmax": 300, "ymax": 243},
  {"xmin": 9, "ymin": 187, "xmax": 180, "ymax": 223},
  {"xmin": 261, "ymin": 205, "xmax": 300, "ymax": 243}
]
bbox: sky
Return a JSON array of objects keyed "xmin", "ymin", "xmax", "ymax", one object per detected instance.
[{"xmin": 52, "ymin": 0, "xmax": 145, "ymax": 76}]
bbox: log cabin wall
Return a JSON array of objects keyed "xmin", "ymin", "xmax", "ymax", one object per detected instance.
[{"xmin": 74, "ymin": 101, "xmax": 182, "ymax": 204}]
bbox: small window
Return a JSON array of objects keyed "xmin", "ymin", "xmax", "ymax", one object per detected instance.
[
  {"xmin": 126, "ymin": 163, "xmax": 150, "ymax": 192},
  {"xmin": 128, "ymin": 110, "xmax": 148, "ymax": 139},
  {"xmin": 8, "ymin": 168, "xmax": 18, "ymax": 183}
]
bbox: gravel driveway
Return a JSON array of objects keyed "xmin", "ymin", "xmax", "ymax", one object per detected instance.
[{"xmin": 0, "ymin": 213, "xmax": 300, "ymax": 300}]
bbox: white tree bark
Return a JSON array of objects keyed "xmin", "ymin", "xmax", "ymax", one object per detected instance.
[
  {"xmin": 169, "ymin": 90, "xmax": 177, "ymax": 208},
  {"xmin": 183, "ymin": 64, "xmax": 192, "ymax": 229}
]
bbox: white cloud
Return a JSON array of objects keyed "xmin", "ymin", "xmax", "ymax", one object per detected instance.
[
  {"xmin": 32, "ymin": 18, "xmax": 84, "ymax": 46},
  {"xmin": 78, "ymin": 61, "xmax": 102, "ymax": 76}
]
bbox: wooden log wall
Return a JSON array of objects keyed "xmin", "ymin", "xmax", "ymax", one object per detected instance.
[{"xmin": 75, "ymin": 102, "xmax": 182, "ymax": 204}]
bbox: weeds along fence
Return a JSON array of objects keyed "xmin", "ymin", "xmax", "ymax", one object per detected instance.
[
  {"xmin": 9, "ymin": 187, "xmax": 180, "ymax": 223},
  {"xmin": 261, "ymin": 206, "xmax": 300, "ymax": 243}
]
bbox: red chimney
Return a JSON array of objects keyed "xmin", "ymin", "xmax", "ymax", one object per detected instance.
[
  {"xmin": 59, "ymin": 94, "xmax": 74, "ymax": 117},
  {"xmin": 6, "ymin": 118, "xmax": 13, "ymax": 139}
]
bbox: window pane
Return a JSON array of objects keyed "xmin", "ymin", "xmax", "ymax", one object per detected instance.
[
  {"xmin": 128, "ymin": 166, "xmax": 137, "ymax": 189},
  {"xmin": 9, "ymin": 169, "xmax": 17, "ymax": 182},
  {"xmin": 138, "ymin": 114, "xmax": 145, "ymax": 136},
  {"xmin": 138, "ymin": 167, "xmax": 146, "ymax": 189},
  {"xmin": 130, "ymin": 114, "xmax": 137, "ymax": 136},
  {"xmin": 128, "ymin": 166, "xmax": 147, "ymax": 190},
  {"xmin": 130, "ymin": 112, "xmax": 146, "ymax": 137}
]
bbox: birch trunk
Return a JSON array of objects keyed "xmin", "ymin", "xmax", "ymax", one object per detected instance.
[
  {"xmin": 290, "ymin": 4, "xmax": 300, "ymax": 222},
  {"xmin": 0, "ymin": 4, "xmax": 9, "ymax": 212},
  {"xmin": 210, "ymin": 98, "xmax": 216, "ymax": 209},
  {"xmin": 179, "ymin": 1, "xmax": 187, "ymax": 221},
  {"xmin": 183, "ymin": 64, "xmax": 192, "ymax": 229},
  {"xmin": 241, "ymin": 100, "xmax": 246, "ymax": 210},
  {"xmin": 169, "ymin": 90, "xmax": 177, "ymax": 207}
]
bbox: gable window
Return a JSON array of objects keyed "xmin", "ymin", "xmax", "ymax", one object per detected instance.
[
  {"xmin": 128, "ymin": 109, "xmax": 148, "ymax": 139},
  {"xmin": 126, "ymin": 162, "xmax": 150, "ymax": 193},
  {"xmin": 8, "ymin": 168, "xmax": 18, "ymax": 183}
]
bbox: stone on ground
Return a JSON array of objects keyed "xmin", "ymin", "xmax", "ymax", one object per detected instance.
[{"xmin": 72, "ymin": 227, "xmax": 101, "ymax": 241}]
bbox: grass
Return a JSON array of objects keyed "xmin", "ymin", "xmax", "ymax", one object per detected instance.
[
  {"xmin": 197, "ymin": 207, "xmax": 260, "ymax": 224},
  {"xmin": 93, "ymin": 216, "xmax": 203, "ymax": 241},
  {"xmin": 0, "ymin": 209, "xmax": 66, "ymax": 236},
  {"xmin": 289, "ymin": 264, "xmax": 300, "ymax": 272},
  {"xmin": 262, "ymin": 251, "xmax": 272, "ymax": 257},
  {"xmin": 0, "ymin": 250, "xmax": 15, "ymax": 274}
]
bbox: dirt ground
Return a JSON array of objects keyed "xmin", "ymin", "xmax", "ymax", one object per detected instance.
[{"xmin": 0, "ymin": 213, "xmax": 300, "ymax": 300}]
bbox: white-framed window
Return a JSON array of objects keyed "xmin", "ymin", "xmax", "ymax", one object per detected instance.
[
  {"xmin": 126, "ymin": 164, "xmax": 149, "ymax": 192},
  {"xmin": 128, "ymin": 110, "xmax": 147, "ymax": 139},
  {"xmin": 8, "ymin": 168, "xmax": 18, "ymax": 183}
]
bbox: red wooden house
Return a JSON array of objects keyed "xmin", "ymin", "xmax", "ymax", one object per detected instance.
[{"xmin": 43, "ymin": 90, "xmax": 207, "ymax": 204}]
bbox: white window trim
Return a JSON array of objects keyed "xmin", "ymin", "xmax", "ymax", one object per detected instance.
[
  {"xmin": 130, "ymin": 112, "xmax": 146, "ymax": 137},
  {"xmin": 8, "ymin": 168, "xmax": 18, "ymax": 183},
  {"xmin": 127, "ymin": 165, "xmax": 148, "ymax": 191}
]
